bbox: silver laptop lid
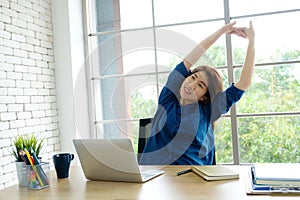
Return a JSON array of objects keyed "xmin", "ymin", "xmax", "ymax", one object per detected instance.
[{"xmin": 73, "ymin": 138, "xmax": 143, "ymax": 182}]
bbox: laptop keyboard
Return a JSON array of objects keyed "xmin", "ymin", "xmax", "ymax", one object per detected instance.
[{"xmin": 141, "ymin": 171, "xmax": 163, "ymax": 181}]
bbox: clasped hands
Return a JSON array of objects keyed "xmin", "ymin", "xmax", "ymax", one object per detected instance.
[{"xmin": 223, "ymin": 21, "xmax": 255, "ymax": 40}]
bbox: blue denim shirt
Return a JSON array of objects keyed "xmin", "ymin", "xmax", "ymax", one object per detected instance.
[{"xmin": 139, "ymin": 62, "xmax": 244, "ymax": 165}]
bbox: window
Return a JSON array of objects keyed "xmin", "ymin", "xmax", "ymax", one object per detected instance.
[{"xmin": 83, "ymin": 0, "xmax": 300, "ymax": 164}]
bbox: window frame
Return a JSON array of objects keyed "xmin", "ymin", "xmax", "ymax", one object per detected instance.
[{"xmin": 82, "ymin": 0, "xmax": 300, "ymax": 164}]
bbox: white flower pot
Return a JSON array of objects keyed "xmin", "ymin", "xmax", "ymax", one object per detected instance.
[{"xmin": 15, "ymin": 162, "xmax": 27, "ymax": 187}]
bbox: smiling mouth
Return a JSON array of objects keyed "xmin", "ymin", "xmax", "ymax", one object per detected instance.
[{"xmin": 184, "ymin": 86, "xmax": 191, "ymax": 95}]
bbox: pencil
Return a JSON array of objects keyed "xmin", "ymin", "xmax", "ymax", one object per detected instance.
[{"xmin": 24, "ymin": 149, "xmax": 45, "ymax": 187}]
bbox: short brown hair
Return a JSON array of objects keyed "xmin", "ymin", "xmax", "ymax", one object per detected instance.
[{"xmin": 192, "ymin": 65, "xmax": 224, "ymax": 104}]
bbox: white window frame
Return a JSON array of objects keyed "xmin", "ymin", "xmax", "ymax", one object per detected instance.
[{"xmin": 82, "ymin": 0, "xmax": 300, "ymax": 164}]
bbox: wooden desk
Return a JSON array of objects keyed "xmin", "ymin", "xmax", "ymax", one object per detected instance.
[{"xmin": 0, "ymin": 165, "xmax": 296, "ymax": 200}]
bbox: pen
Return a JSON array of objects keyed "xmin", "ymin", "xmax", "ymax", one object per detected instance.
[
  {"xmin": 177, "ymin": 168, "xmax": 192, "ymax": 176},
  {"xmin": 270, "ymin": 186, "xmax": 300, "ymax": 194}
]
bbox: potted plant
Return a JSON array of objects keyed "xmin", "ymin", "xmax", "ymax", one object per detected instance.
[
  {"xmin": 12, "ymin": 134, "xmax": 44, "ymax": 162},
  {"xmin": 12, "ymin": 134, "xmax": 44, "ymax": 186}
]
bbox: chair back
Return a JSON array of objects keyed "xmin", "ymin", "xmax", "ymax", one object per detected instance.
[{"xmin": 137, "ymin": 118, "xmax": 153, "ymax": 162}]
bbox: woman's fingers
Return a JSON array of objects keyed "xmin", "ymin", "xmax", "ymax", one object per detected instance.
[{"xmin": 228, "ymin": 29, "xmax": 247, "ymax": 38}]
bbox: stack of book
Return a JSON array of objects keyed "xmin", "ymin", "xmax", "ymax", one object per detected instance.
[{"xmin": 247, "ymin": 163, "xmax": 300, "ymax": 194}]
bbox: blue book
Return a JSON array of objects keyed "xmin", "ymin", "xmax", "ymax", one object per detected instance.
[{"xmin": 246, "ymin": 166, "xmax": 300, "ymax": 195}]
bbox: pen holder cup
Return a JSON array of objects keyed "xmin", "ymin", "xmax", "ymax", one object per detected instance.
[
  {"xmin": 27, "ymin": 162, "xmax": 50, "ymax": 190},
  {"xmin": 16, "ymin": 161, "xmax": 27, "ymax": 187}
]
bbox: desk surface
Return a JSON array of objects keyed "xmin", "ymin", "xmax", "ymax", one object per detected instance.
[{"xmin": 0, "ymin": 165, "xmax": 297, "ymax": 200}]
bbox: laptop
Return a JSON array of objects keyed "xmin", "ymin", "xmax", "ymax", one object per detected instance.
[{"xmin": 73, "ymin": 138, "xmax": 164, "ymax": 183}]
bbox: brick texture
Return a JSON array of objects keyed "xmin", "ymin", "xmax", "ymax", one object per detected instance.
[{"xmin": 0, "ymin": 0, "xmax": 60, "ymax": 190}]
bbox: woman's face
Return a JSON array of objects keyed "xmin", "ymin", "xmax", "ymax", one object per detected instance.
[{"xmin": 179, "ymin": 71, "xmax": 209, "ymax": 105}]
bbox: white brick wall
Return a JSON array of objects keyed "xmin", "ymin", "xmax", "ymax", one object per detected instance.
[{"xmin": 0, "ymin": 0, "xmax": 60, "ymax": 190}]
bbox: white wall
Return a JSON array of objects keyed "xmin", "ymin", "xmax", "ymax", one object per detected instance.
[
  {"xmin": 0, "ymin": 0, "xmax": 60, "ymax": 190},
  {"xmin": 0, "ymin": 0, "xmax": 90, "ymax": 190}
]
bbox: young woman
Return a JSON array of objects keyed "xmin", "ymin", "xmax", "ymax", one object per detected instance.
[{"xmin": 139, "ymin": 21, "xmax": 255, "ymax": 165}]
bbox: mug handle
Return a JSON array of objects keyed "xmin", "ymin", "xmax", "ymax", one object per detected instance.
[{"xmin": 71, "ymin": 154, "xmax": 74, "ymax": 160}]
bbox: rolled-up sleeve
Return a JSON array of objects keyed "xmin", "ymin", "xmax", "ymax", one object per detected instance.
[
  {"xmin": 159, "ymin": 62, "xmax": 190, "ymax": 105},
  {"xmin": 210, "ymin": 83, "xmax": 244, "ymax": 122}
]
